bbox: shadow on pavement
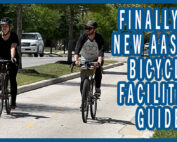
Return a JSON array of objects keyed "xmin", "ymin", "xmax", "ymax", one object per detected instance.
[
  {"xmin": 88, "ymin": 117, "xmax": 135, "ymax": 125},
  {"xmin": 58, "ymin": 81, "xmax": 117, "ymax": 88},
  {"xmin": 10, "ymin": 112, "xmax": 49, "ymax": 119},
  {"xmin": 13, "ymin": 103, "xmax": 79, "ymax": 113},
  {"xmin": 103, "ymin": 71, "xmax": 127, "ymax": 75}
]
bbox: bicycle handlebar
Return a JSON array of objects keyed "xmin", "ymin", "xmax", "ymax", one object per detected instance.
[
  {"xmin": 70, "ymin": 61, "xmax": 101, "ymax": 73},
  {"xmin": 0, "ymin": 59, "xmax": 12, "ymax": 64}
]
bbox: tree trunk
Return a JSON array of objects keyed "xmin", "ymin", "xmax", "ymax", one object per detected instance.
[
  {"xmin": 67, "ymin": 5, "xmax": 74, "ymax": 64},
  {"xmin": 17, "ymin": 4, "xmax": 23, "ymax": 69}
]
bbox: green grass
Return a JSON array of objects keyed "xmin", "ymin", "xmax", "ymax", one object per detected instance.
[
  {"xmin": 153, "ymin": 129, "xmax": 177, "ymax": 138},
  {"xmin": 104, "ymin": 60, "xmax": 118, "ymax": 66},
  {"xmin": 17, "ymin": 60, "xmax": 118, "ymax": 86},
  {"xmin": 44, "ymin": 48, "xmax": 61, "ymax": 53},
  {"xmin": 17, "ymin": 63, "xmax": 79, "ymax": 86}
]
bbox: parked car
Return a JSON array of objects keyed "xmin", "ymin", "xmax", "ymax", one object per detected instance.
[
  {"xmin": 142, "ymin": 42, "xmax": 149, "ymax": 56},
  {"xmin": 144, "ymin": 42, "xmax": 149, "ymax": 51},
  {"xmin": 21, "ymin": 32, "xmax": 44, "ymax": 57}
]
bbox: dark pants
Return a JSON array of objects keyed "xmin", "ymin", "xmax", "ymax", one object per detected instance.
[
  {"xmin": 80, "ymin": 66, "xmax": 102, "ymax": 95},
  {"xmin": 9, "ymin": 63, "xmax": 18, "ymax": 105}
]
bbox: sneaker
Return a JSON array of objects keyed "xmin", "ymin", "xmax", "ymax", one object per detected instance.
[
  {"xmin": 10, "ymin": 105, "xmax": 16, "ymax": 109},
  {"xmin": 10, "ymin": 102, "xmax": 16, "ymax": 109},
  {"xmin": 94, "ymin": 88, "xmax": 101, "ymax": 98}
]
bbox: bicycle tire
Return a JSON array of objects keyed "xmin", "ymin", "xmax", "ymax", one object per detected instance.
[
  {"xmin": 90, "ymin": 80, "xmax": 97, "ymax": 119},
  {"xmin": 0, "ymin": 75, "xmax": 4, "ymax": 116},
  {"xmin": 81, "ymin": 79, "xmax": 89, "ymax": 123},
  {"xmin": 4, "ymin": 75, "xmax": 11, "ymax": 114}
]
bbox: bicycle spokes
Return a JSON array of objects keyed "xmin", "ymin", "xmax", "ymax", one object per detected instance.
[
  {"xmin": 5, "ymin": 78, "xmax": 11, "ymax": 114},
  {"xmin": 0, "ymin": 92, "xmax": 3, "ymax": 116}
]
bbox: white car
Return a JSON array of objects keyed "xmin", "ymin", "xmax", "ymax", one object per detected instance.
[
  {"xmin": 144, "ymin": 42, "xmax": 149, "ymax": 51},
  {"xmin": 21, "ymin": 32, "xmax": 44, "ymax": 57}
]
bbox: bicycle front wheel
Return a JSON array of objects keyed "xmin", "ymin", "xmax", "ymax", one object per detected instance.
[
  {"xmin": 81, "ymin": 79, "xmax": 89, "ymax": 123},
  {"xmin": 0, "ymin": 78, "xmax": 3, "ymax": 116},
  {"xmin": 90, "ymin": 80, "xmax": 97, "ymax": 119},
  {"xmin": 0, "ymin": 75, "xmax": 4, "ymax": 116},
  {"xmin": 4, "ymin": 75, "xmax": 11, "ymax": 114},
  {"xmin": 90, "ymin": 97, "xmax": 97, "ymax": 119}
]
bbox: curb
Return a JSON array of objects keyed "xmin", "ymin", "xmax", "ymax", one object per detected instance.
[{"xmin": 18, "ymin": 62, "xmax": 124, "ymax": 94}]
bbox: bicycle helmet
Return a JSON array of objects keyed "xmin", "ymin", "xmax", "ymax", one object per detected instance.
[
  {"xmin": 0, "ymin": 17, "xmax": 13, "ymax": 26},
  {"xmin": 0, "ymin": 17, "xmax": 13, "ymax": 36}
]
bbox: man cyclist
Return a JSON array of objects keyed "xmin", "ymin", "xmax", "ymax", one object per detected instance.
[
  {"xmin": 74, "ymin": 20, "xmax": 104, "ymax": 99},
  {"xmin": 0, "ymin": 17, "xmax": 19, "ymax": 109}
]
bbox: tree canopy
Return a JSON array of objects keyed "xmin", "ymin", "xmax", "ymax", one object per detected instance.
[{"xmin": 0, "ymin": 4, "xmax": 175, "ymax": 45}]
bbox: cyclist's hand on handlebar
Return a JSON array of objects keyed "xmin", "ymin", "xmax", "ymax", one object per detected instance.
[
  {"xmin": 11, "ymin": 57, "xmax": 17, "ymax": 64},
  {"xmin": 92, "ymin": 62, "xmax": 100, "ymax": 68},
  {"xmin": 75, "ymin": 60, "xmax": 80, "ymax": 67}
]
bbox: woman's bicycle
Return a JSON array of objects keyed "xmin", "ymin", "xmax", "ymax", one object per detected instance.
[
  {"xmin": 71, "ymin": 61, "xmax": 100, "ymax": 123},
  {"xmin": 0, "ymin": 59, "xmax": 12, "ymax": 116}
]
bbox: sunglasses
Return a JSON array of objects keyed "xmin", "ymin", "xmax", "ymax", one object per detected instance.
[{"xmin": 85, "ymin": 27, "xmax": 93, "ymax": 31}]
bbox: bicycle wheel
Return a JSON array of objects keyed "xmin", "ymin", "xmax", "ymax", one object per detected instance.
[
  {"xmin": 0, "ymin": 76, "xmax": 3, "ymax": 116},
  {"xmin": 81, "ymin": 79, "xmax": 89, "ymax": 123},
  {"xmin": 90, "ymin": 80, "xmax": 97, "ymax": 119},
  {"xmin": 4, "ymin": 75, "xmax": 11, "ymax": 114}
]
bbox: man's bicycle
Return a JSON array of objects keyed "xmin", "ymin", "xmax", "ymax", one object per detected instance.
[
  {"xmin": 0, "ymin": 59, "xmax": 12, "ymax": 116},
  {"xmin": 71, "ymin": 62, "xmax": 99, "ymax": 123}
]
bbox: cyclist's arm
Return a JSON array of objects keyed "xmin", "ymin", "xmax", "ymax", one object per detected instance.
[
  {"xmin": 75, "ymin": 34, "xmax": 87, "ymax": 65},
  {"xmin": 75, "ymin": 34, "xmax": 86, "ymax": 56},
  {"xmin": 11, "ymin": 43, "xmax": 17, "ymax": 58},
  {"xmin": 11, "ymin": 32, "xmax": 19, "ymax": 59},
  {"xmin": 95, "ymin": 33, "xmax": 104, "ymax": 65},
  {"xmin": 97, "ymin": 56, "xmax": 102, "ymax": 64},
  {"xmin": 74, "ymin": 54, "xmax": 79, "ymax": 62}
]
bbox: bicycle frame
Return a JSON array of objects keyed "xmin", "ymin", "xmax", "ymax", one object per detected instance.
[
  {"xmin": 0, "ymin": 59, "xmax": 12, "ymax": 116},
  {"xmin": 71, "ymin": 62, "xmax": 98, "ymax": 123}
]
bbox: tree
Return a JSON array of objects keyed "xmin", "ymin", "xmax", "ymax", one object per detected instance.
[
  {"xmin": 80, "ymin": 5, "xmax": 117, "ymax": 51},
  {"xmin": 22, "ymin": 5, "xmax": 61, "ymax": 40},
  {"xmin": 64, "ymin": 4, "xmax": 109, "ymax": 63},
  {"xmin": 67, "ymin": 5, "xmax": 74, "ymax": 63},
  {"xmin": 17, "ymin": 4, "xmax": 23, "ymax": 69}
]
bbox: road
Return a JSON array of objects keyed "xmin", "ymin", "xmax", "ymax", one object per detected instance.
[
  {"xmin": 22, "ymin": 55, "xmax": 67, "ymax": 68},
  {"xmin": 0, "ymin": 63, "xmax": 153, "ymax": 138},
  {"xmin": 21, "ymin": 52, "xmax": 127, "ymax": 68}
]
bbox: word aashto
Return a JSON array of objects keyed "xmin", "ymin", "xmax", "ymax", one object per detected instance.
[
  {"xmin": 149, "ymin": 33, "xmax": 177, "ymax": 56},
  {"xmin": 118, "ymin": 7, "xmax": 177, "ymax": 31},
  {"xmin": 128, "ymin": 57, "xmax": 177, "ymax": 81},
  {"xmin": 135, "ymin": 106, "xmax": 177, "ymax": 130}
]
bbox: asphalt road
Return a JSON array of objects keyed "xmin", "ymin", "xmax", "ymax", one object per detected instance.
[
  {"xmin": 0, "ymin": 63, "xmax": 153, "ymax": 138},
  {"xmin": 21, "ymin": 52, "xmax": 126, "ymax": 68},
  {"xmin": 22, "ymin": 55, "xmax": 67, "ymax": 68}
]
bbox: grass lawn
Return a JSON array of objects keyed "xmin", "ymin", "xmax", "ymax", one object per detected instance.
[
  {"xmin": 153, "ymin": 129, "xmax": 177, "ymax": 138},
  {"xmin": 44, "ymin": 48, "xmax": 61, "ymax": 53},
  {"xmin": 17, "ymin": 60, "xmax": 118, "ymax": 86}
]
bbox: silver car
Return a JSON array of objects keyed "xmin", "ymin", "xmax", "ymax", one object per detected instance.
[{"xmin": 21, "ymin": 32, "xmax": 44, "ymax": 57}]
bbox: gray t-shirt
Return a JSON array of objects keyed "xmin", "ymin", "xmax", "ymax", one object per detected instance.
[
  {"xmin": 80, "ymin": 39, "xmax": 99, "ymax": 63},
  {"xmin": 75, "ymin": 33, "xmax": 104, "ymax": 64}
]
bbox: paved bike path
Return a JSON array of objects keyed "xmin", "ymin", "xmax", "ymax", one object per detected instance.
[{"xmin": 0, "ymin": 63, "xmax": 153, "ymax": 138}]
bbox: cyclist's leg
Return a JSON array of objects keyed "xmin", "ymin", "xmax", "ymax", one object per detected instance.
[
  {"xmin": 9, "ymin": 63, "xmax": 18, "ymax": 108},
  {"xmin": 94, "ymin": 66, "xmax": 102, "ymax": 96},
  {"xmin": 95, "ymin": 59, "xmax": 104, "ymax": 88}
]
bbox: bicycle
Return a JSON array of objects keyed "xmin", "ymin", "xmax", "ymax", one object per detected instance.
[
  {"xmin": 0, "ymin": 59, "xmax": 12, "ymax": 116},
  {"xmin": 71, "ymin": 62, "xmax": 100, "ymax": 123}
]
